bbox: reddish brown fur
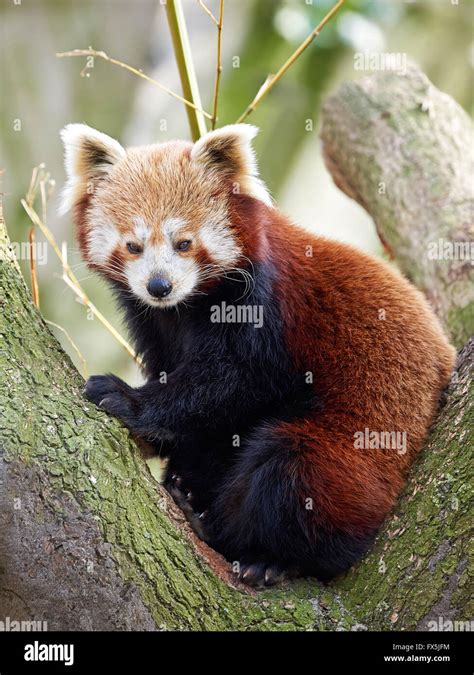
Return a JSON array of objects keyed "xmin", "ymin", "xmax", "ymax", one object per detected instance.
[
  {"xmin": 88, "ymin": 142, "xmax": 230, "ymax": 246},
  {"xmin": 73, "ymin": 193, "xmax": 94, "ymax": 261},
  {"xmin": 229, "ymin": 195, "xmax": 455, "ymax": 536}
]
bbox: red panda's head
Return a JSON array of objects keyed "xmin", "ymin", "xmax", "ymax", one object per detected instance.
[{"xmin": 59, "ymin": 123, "xmax": 271, "ymax": 308}]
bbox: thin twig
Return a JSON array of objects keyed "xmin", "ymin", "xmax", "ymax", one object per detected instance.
[
  {"xmin": 236, "ymin": 0, "xmax": 345, "ymax": 123},
  {"xmin": 211, "ymin": 0, "xmax": 225, "ymax": 130},
  {"xmin": 197, "ymin": 0, "xmax": 218, "ymax": 25},
  {"xmin": 26, "ymin": 164, "xmax": 42, "ymax": 207},
  {"xmin": 28, "ymin": 227, "xmax": 40, "ymax": 308},
  {"xmin": 45, "ymin": 319, "xmax": 89, "ymax": 379},
  {"xmin": 56, "ymin": 48, "xmax": 213, "ymax": 121},
  {"xmin": 26, "ymin": 165, "xmax": 49, "ymax": 308}
]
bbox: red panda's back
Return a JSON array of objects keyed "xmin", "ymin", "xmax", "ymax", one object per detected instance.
[{"xmin": 268, "ymin": 214, "xmax": 455, "ymax": 459}]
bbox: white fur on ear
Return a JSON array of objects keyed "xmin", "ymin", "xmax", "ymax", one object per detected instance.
[
  {"xmin": 59, "ymin": 123, "xmax": 125, "ymax": 215},
  {"xmin": 191, "ymin": 124, "xmax": 272, "ymax": 206}
]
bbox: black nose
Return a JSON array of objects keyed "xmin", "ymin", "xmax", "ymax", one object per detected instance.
[{"xmin": 147, "ymin": 276, "xmax": 173, "ymax": 299}]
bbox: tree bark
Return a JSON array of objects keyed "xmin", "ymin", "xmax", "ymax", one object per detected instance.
[
  {"xmin": 1, "ymin": 64, "xmax": 472, "ymax": 631},
  {"xmin": 320, "ymin": 62, "xmax": 474, "ymax": 349}
]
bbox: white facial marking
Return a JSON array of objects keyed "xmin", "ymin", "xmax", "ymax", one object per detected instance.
[
  {"xmin": 163, "ymin": 217, "xmax": 187, "ymax": 238},
  {"xmin": 125, "ymin": 241, "xmax": 199, "ymax": 308},
  {"xmin": 199, "ymin": 220, "xmax": 242, "ymax": 266},
  {"xmin": 132, "ymin": 216, "xmax": 151, "ymax": 242},
  {"xmin": 87, "ymin": 207, "xmax": 121, "ymax": 264}
]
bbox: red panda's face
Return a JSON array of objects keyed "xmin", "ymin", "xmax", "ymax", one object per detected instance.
[{"xmin": 60, "ymin": 124, "xmax": 271, "ymax": 308}]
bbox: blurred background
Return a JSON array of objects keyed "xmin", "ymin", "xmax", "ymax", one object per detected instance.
[{"xmin": 1, "ymin": 0, "xmax": 473, "ymax": 384}]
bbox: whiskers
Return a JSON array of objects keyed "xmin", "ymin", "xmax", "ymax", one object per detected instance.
[
  {"xmin": 195, "ymin": 260, "xmax": 256, "ymax": 301},
  {"xmin": 69, "ymin": 258, "xmax": 130, "ymax": 288},
  {"xmin": 133, "ymin": 299, "xmax": 155, "ymax": 324}
]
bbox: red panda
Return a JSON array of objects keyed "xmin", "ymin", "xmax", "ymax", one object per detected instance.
[{"xmin": 60, "ymin": 122, "xmax": 456, "ymax": 586}]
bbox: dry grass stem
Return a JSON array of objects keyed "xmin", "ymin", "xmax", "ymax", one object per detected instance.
[
  {"xmin": 28, "ymin": 227, "xmax": 40, "ymax": 308},
  {"xmin": 197, "ymin": 0, "xmax": 218, "ymax": 25},
  {"xmin": 211, "ymin": 0, "xmax": 225, "ymax": 129},
  {"xmin": 45, "ymin": 319, "xmax": 89, "ymax": 379},
  {"xmin": 236, "ymin": 0, "xmax": 345, "ymax": 123},
  {"xmin": 56, "ymin": 48, "xmax": 213, "ymax": 120}
]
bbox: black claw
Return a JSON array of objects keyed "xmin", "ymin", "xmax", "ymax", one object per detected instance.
[
  {"xmin": 186, "ymin": 491, "xmax": 193, "ymax": 501},
  {"xmin": 198, "ymin": 510, "xmax": 207, "ymax": 520},
  {"xmin": 238, "ymin": 561, "xmax": 288, "ymax": 587},
  {"xmin": 239, "ymin": 562, "xmax": 267, "ymax": 586},
  {"xmin": 264, "ymin": 565, "xmax": 286, "ymax": 586}
]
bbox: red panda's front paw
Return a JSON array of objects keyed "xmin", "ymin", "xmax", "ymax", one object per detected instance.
[
  {"xmin": 237, "ymin": 561, "xmax": 291, "ymax": 588},
  {"xmin": 84, "ymin": 375, "xmax": 140, "ymax": 424}
]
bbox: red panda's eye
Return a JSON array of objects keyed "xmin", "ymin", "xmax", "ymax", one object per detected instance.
[
  {"xmin": 176, "ymin": 240, "xmax": 192, "ymax": 252},
  {"xmin": 126, "ymin": 242, "xmax": 143, "ymax": 255}
]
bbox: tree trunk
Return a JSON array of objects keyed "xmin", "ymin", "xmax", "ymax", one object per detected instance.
[
  {"xmin": 320, "ymin": 62, "xmax": 474, "ymax": 349},
  {"xmin": 0, "ymin": 64, "xmax": 472, "ymax": 631}
]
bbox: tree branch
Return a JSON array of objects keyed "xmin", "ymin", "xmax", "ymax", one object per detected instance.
[{"xmin": 320, "ymin": 62, "xmax": 474, "ymax": 348}]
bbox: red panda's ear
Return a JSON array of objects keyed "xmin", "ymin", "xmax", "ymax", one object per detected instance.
[
  {"xmin": 190, "ymin": 124, "xmax": 272, "ymax": 206},
  {"xmin": 59, "ymin": 124, "xmax": 125, "ymax": 216}
]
